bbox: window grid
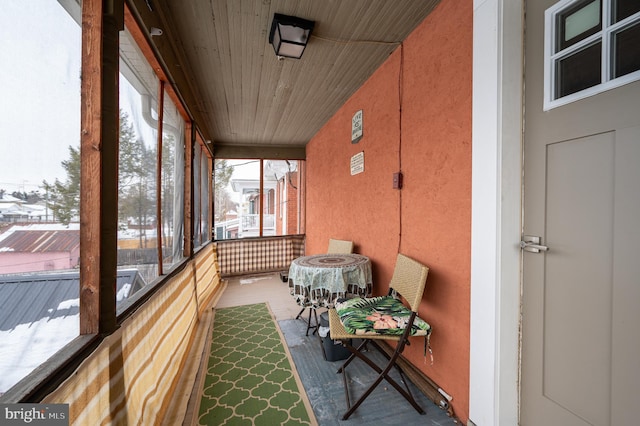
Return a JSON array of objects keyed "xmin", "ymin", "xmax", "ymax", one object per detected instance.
[{"xmin": 544, "ymin": 0, "xmax": 640, "ymax": 110}]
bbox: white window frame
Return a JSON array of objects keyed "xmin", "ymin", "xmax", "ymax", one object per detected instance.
[{"xmin": 544, "ymin": 0, "xmax": 640, "ymax": 110}]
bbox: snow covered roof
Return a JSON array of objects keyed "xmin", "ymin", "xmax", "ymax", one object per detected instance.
[
  {"xmin": 0, "ymin": 224, "xmax": 80, "ymax": 253},
  {"xmin": 0, "ymin": 199, "xmax": 49, "ymax": 220},
  {"xmin": 0, "ymin": 269, "xmax": 145, "ymax": 394},
  {"xmin": 0, "ymin": 223, "xmax": 79, "ymax": 237},
  {"xmin": 0, "ymin": 194, "xmax": 25, "ymax": 203},
  {"xmin": 0, "ymin": 229, "xmax": 79, "ymax": 253}
]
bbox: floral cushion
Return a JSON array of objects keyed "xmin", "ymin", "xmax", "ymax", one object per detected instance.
[{"xmin": 335, "ymin": 296, "xmax": 431, "ymax": 337}]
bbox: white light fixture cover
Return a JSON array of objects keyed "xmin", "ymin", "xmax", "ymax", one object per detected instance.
[{"xmin": 269, "ymin": 13, "xmax": 315, "ymax": 59}]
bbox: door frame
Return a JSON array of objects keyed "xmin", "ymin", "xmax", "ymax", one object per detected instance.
[{"xmin": 469, "ymin": 0, "xmax": 525, "ymax": 425}]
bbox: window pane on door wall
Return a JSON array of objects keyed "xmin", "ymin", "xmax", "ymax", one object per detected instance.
[
  {"xmin": 612, "ymin": 22, "xmax": 640, "ymax": 78},
  {"xmin": 613, "ymin": 0, "xmax": 640, "ymax": 23},
  {"xmin": 557, "ymin": 0, "xmax": 602, "ymax": 51},
  {"xmin": 556, "ymin": 42, "xmax": 602, "ymax": 97},
  {"xmin": 547, "ymin": 0, "xmax": 640, "ymax": 106},
  {"xmin": 0, "ymin": 0, "xmax": 81, "ymax": 395},
  {"xmin": 214, "ymin": 159, "xmax": 304, "ymax": 240},
  {"xmin": 118, "ymin": 27, "xmax": 160, "ymax": 290}
]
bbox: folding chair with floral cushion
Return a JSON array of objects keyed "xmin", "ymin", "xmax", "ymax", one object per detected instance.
[{"xmin": 328, "ymin": 253, "xmax": 430, "ymax": 420}]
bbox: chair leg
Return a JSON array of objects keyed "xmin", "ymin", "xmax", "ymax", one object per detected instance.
[
  {"xmin": 318, "ymin": 330, "xmax": 327, "ymax": 361},
  {"xmin": 337, "ymin": 339, "xmax": 425, "ymax": 420},
  {"xmin": 295, "ymin": 307, "xmax": 318, "ymax": 336},
  {"xmin": 312, "ymin": 308, "xmax": 319, "ymax": 335},
  {"xmin": 336, "ymin": 339, "xmax": 369, "ymax": 373}
]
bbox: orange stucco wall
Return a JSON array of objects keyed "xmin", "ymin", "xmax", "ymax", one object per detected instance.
[{"xmin": 305, "ymin": 0, "xmax": 472, "ymax": 421}]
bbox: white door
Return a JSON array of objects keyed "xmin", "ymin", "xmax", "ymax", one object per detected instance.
[{"xmin": 521, "ymin": 0, "xmax": 640, "ymax": 425}]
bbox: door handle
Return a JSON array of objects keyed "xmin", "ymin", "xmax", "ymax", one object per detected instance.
[{"xmin": 520, "ymin": 235, "xmax": 549, "ymax": 253}]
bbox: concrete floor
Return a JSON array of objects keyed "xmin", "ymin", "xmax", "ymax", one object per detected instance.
[
  {"xmin": 214, "ymin": 272, "xmax": 302, "ymax": 322},
  {"xmin": 181, "ymin": 272, "xmax": 460, "ymax": 425}
]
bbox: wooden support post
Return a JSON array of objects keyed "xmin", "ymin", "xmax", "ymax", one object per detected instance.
[
  {"xmin": 79, "ymin": 0, "xmax": 124, "ymax": 335},
  {"xmin": 259, "ymin": 159, "xmax": 264, "ymax": 237}
]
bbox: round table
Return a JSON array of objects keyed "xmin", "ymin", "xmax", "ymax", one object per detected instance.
[{"xmin": 288, "ymin": 253, "xmax": 373, "ymax": 309}]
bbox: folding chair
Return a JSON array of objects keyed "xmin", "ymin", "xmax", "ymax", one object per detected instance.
[
  {"xmin": 328, "ymin": 253, "xmax": 430, "ymax": 420},
  {"xmin": 296, "ymin": 238, "xmax": 354, "ymax": 335}
]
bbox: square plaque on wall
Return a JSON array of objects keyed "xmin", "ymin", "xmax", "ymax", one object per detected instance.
[{"xmin": 350, "ymin": 151, "xmax": 364, "ymax": 175}]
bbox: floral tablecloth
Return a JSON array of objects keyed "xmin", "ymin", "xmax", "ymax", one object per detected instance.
[{"xmin": 288, "ymin": 253, "xmax": 373, "ymax": 308}]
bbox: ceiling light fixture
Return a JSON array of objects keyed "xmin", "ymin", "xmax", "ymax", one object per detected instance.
[{"xmin": 268, "ymin": 13, "xmax": 315, "ymax": 60}]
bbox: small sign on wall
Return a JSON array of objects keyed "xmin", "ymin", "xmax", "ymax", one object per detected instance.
[
  {"xmin": 351, "ymin": 110, "xmax": 363, "ymax": 144},
  {"xmin": 350, "ymin": 151, "xmax": 364, "ymax": 175}
]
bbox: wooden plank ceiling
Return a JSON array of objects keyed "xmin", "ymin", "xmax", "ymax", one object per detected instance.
[{"xmin": 132, "ymin": 0, "xmax": 440, "ymax": 155}]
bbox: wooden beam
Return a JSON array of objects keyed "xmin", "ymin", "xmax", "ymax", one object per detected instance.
[
  {"xmin": 79, "ymin": 0, "xmax": 102, "ymax": 335},
  {"xmin": 80, "ymin": 0, "xmax": 123, "ymax": 335},
  {"xmin": 298, "ymin": 161, "xmax": 305, "ymax": 235},
  {"xmin": 213, "ymin": 144, "xmax": 306, "ymax": 160},
  {"xmin": 259, "ymin": 160, "xmax": 264, "ymax": 237}
]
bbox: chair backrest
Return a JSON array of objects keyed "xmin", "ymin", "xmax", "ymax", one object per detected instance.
[
  {"xmin": 388, "ymin": 253, "xmax": 429, "ymax": 312},
  {"xmin": 327, "ymin": 238, "xmax": 354, "ymax": 254}
]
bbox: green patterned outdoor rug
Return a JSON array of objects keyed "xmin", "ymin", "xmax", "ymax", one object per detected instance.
[{"xmin": 197, "ymin": 303, "xmax": 316, "ymax": 425}]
